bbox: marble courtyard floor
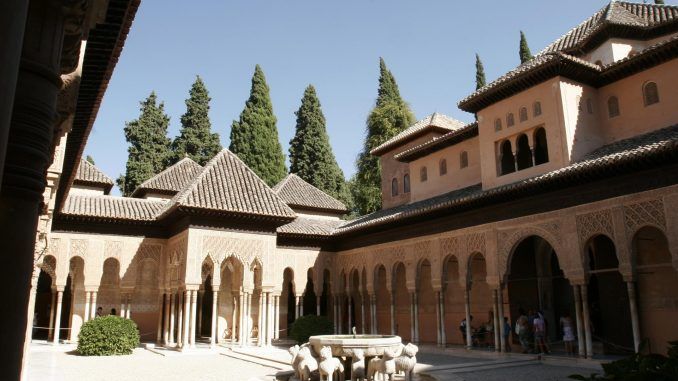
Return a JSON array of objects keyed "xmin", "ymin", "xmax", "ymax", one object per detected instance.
[{"xmin": 26, "ymin": 341, "xmax": 602, "ymax": 381}]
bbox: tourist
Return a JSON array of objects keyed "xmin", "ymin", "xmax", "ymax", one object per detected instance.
[
  {"xmin": 503, "ymin": 317, "xmax": 512, "ymax": 352},
  {"xmin": 460, "ymin": 315, "xmax": 473, "ymax": 345},
  {"xmin": 516, "ymin": 309, "xmax": 530, "ymax": 353},
  {"xmin": 110, "ymin": 308, "xmax": 117, "ymax": 316},
  {"xmin": 533, "ymin": 311, "xmax": 550, "ymax": 354},
  {"xmin": 560, "ymin": 311, "xmax": 576, "ymax": 356},
  {"xmin": 96, "ymin": 307, "xmax": 103, "ymax": 317}
]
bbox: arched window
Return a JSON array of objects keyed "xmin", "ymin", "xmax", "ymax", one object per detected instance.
[
  {"xmin": 439, "ymin": 159, "xmax": 447, "ymax": 176},
  {"xmin": 516, "ymin": 134, "xmax": 533, "ymax": 170},
  {"xmin": 586, "ymin": 98, "xmax": 593, "ymax": 114},
  {"xmin": 403, "ymin": 174, "xmax": 410, "ymax": 193},
  {"xmin": 533, "ymin": 101, "xmax": 542, "ymax": 117},
  {"xmin": 643, "ymin": 81, "xmax": 659, "ymax": 106},
  {"xmin": 607, "ymin": 96, "xmax": 620, "ymax": 118},
  {"xmin": 534, "ymin": 127, "xmax": 549, "ymax": 165},
  {"xmin": 391, "ymin": 178, "xmax": 398, "ymax": 196},
  {"xmin": 500, "ymin": 140, "xmax": 515, "ymax": 175},
  {"xmin": 420, "ymin": 166, "xmax": 428, "ymax": 182},
  {"xmin": 494, "ymin": 118, "xmax": 502, "ymax": 132},
  {"xmin": 519, "ymin": 107, "xmax": 528, "ymax": 122},
  {"xmin": 460, "ymin": 151, "xmax": 469, "ymax": 169},
  {"xmin": 506, "ymin": 113, "xmax": 515, "ymax": 127}
]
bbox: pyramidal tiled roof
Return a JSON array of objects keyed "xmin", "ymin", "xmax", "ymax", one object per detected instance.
[
  {"xmin": 62, "ymin": 195, "xmax": 165, "ymax": 221},
  {"xmin": 166, "ymin": 149, "xmax": 296, "ymax": 219},
  {"xmin": 539, "ymin": 1, "xmax": 678, "ymax": 56},
  {"xmin": 74, "ymin": 159, "xmax": 114, "ymax": 192},
  {"xmin": 131, "ymin": 157, "xmax": 202, "ymax": 197},
  {"xmin": 370, "ymin": 113, "xmax": 465, "ymax": 156},
  {"xmin": 273, "ymin": 174, "xmax": 347, "ymax": 213}
]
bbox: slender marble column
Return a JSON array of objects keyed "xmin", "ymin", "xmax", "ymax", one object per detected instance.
[
  {"xmin": 190, "ymin": 291, "xmax": 197, "ymax": 348},
  {"xmin": 413, "ymin": 292, "xmax": 420, "ymax": 344},
  {"xmin": 581, "ymin": 284, "xmax": 593, "ymax": 358},
  {"xmin": 156, "ymin": 294, "xmax": 163, "ymax": 343},
  {"xmin": 239, "ymin": 293, "xmax": 246, "ymax": 345},
  {"xmin": 196, "ymin": 291, "xmax": 203, "ymax": 338},
  {"xmin": 125, "ymin": 295, "xmax": 131, "ymax": 319},
  {"xmin": 492, "ymin": 290, "xmax": 500, "ymax": 352},
  {"xmin": 232, "ymin": 296, "xmax": 238, "ymax": 343},
  {"xmin": 258, "ymin": 292, "xmax": 264, "ymax": 347},
  {"xmin": 497, "ymin": 286, "xmax": 505, "ymax": 353},
  {"xmin": 182, "ymin": 291, "xmax": 191, "ymax": 348},
  {"xmin": 48, "ymin": 291, "xmax": 56, "ymax": 341},
  {"xmin": 626, "ymin": 282, "xmax": 641, "ymax": 353},
  {"xmin": 390, "ymin": 293, "xmax": 396, "ymax": 336},
  {"xmin": 299, "ymin": 295, "xmax": 304, "ymax": 317},
  {"xmin": 435, "ymin": 291, "xmax": 442, "ymax": 345},
  {"xmin": 52, "ymin": 291, "xmax": 63, "ymax": 345},
  {"xmin": 361, "ymin": 295, "xmax": 366, "ymax": 334},
  {"xmin": 332, "ymin": 296, "xmax": 338, "ymax": 334},
  {"xmin": 338, "ymin": 295, "xmax": 344, "ymax": 334},
  {"xmin": 464, "ymin": 287, "xmax": 472, "ymax": 349},
  {"xmin": 370, "ymin": 294, "xmax": 377, "ymax": 334},
  {"xmin": 246, "ymin": 293, "xmax": 252, "ymax": 345},
  {"xmin": 163, "ymin": 294, "xmax": 170, "ymax": 345},
  {"xmin": 347, "ymin": 296, "xmax": 353, "ymax": 331},
  {"xmin": 120, "ymin": 294, "xmax": 126, "ymax": 319},
  {"xmin": 574, "ymin": 285, "xmax": 585, "ymax": 358},
  {"xmin": 91, "ymin": 292, "xmax": 98, "ymax": 319},
  {"xmin": 176, "ymin": 292, "xmax": 184, "ymax": 348},
  {"xmin": 84, "ymin": 291, "xmax": 91, "ymax": 323},
  {"xmin": 274, "ymin": 295, "xmax": 280, "ymax": 340},
  {"xmin": 211, "ymin": 290, "xmax": 218, "ymax": 347},
  {"xmin": 169, "ymin": 293, "xmax": 176, "ymax": 345},
  {"xmin": 440, "ymin": 290, "xmax": 447, "ymax": 346}
]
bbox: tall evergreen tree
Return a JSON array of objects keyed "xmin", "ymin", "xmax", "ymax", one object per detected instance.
[
  {"xmin": 229, "ymin": 65, "xmax": 287, "ymax": 186},
  {"xmin": 519, "ymin": 31, "xmax": 533, "ymax": 64},
  {"xmin": 289, "ymin": 85, "xmax": 349, "ymax": 205},
  {"xmin": 170, "ymin": 76, "xmax": 221, "ymax": 165},
  {"xmin": 86, "ymin": 155, "xmax": 95, "ymax": 165},
  {"xmin": 475, "ymin": 53, "xmax": 486, "ymax": 90},
  {"xmin": 352, "ymin": 58, "xmax": 416, "ymax": 215},
  {"xmin": 120, "ymin": 92, "xmax": 171, "ymax": 196}
]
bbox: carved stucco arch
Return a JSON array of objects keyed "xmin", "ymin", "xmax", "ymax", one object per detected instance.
[{"xmin": 498, "ymin": 226, "xmax": 564, "ymax": 284}]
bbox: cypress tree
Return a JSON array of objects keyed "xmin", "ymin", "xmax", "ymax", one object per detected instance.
[
  {"xmin": 120, "ymin": 92, "xmax": 171, "ymax": 196},
  {"xmin": 352, "ymin": 58, "xmax": 416, "ymax": 215},
  {"xmin": 86, "ymin": 155, "xmax": 95, "ymax": 165},
  {"xmin": 170, "ymin": 76, "xmax": 221, "ymax": 165},
  {"xmin": 229, "ymin": 65, "xmax": 287, "ymax": 187},
  {"xmin": 519, "ymin": 31, "xmax": 533, "ymax": 64},
  {"xmin": 475, "ymin": 54, "xmax": 486, "ymax": 90},
  {"xmin": 289, "ymin": 85, "xmax": 349, "ymax": 205}
]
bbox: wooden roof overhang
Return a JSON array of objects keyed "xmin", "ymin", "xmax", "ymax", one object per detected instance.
[
  {"xmin": 395, "ymin": 123, "xmax": 480, "ymax": 162},
  {"xmin": 370, "ymin": 125, "xmax": 453, "ymax": 157}
]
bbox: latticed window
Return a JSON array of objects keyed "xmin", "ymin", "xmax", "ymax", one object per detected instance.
[
  {"xmin": 507, "ymin": 113, "xmax": 515, "ymax": 127},
  {"xmin": 460, "ymin": 151, "xmax": 468, "ymax": 169},
  {"xmin": 439, "ymin": 159, "xmax": 447, "ymax": 176},
  {"xmin": 494, "ymin": 118, "xmax": 502, "ymax": 132},
  {"xmin": 403, "ymin": 174, "xmax": 410, "ymax": 193},
  {"xmin": 533, "ymin": 101, "xmax": 542, "ymax": 117},
  {"xmin": 420, "ymin": 166, "xmax": 428, "ymax": 182},
  {"xmin": 643, "ymin": 82, "xmax": 659, "ymax": 106},
  {"xmin": 608, "ymin": 96, "xmax": 620, "ymax": 118},
  {"xmin": 391, "ymin": 178, "xmax": 398, "ymax": 196},
  {"xmin": 519, "ymin": 107, "xmax": 528, "ymax": 122}
]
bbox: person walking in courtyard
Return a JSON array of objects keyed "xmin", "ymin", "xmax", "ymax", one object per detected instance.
[
  {"xmin": 516, "ymin": 309, "xmax": 530, "ymax": 353},
  {"xmin": 503, "ymin": 317, "xmax": 512, "ymax": 352},
  {"xmin": 96, "ymin": 307, "xmax": 103, "ymax": 317},
  {"xmin": 560, "ymin": 311, "xmax": 576, "ymax": 356},
  {"xmin": 533, "ymin": 311, "xmax": 550, "ymax": 354},
  {"xmin": 460, "ymin": 315, "xmax": 473, "ymax": 345},
  {"xmin": 110, "ymin": 308, "xmax": 117, "ymax": 316}
]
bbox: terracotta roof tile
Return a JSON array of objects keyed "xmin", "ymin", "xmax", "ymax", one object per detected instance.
[
  {"xmin": 277, "ymin": 217, "xmax": 344, "ymax": 237},
  {"xmin": 370, "ymin": 113, "xmax": 465, "ymax": 156},
  {"xmin": 74, "ymin": 159, "xmax": 114, "ymax": 192},
  {"xmin": 131, "ymin": 157, "xmax": 202, "ymax": 197},
  {"xmin": 273, "ymin": 174, "xmax": 347, "ymax": 213},
  {"xmin": 62, "ymin": 195, "xmax": 165, "ymax": 221},
  {"xmin": 168, "ymin": 149, "xmax": 296, "ymax": 219},
  {"xmin": 336, "ymin": 124, "xmax": 678, "ymax": 235},
  {"xmin": 394, "ymin": 122, "xmax": 479, "ymax": 162}
]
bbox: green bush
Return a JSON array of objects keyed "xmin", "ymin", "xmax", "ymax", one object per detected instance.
[
  {"xmin": 289, "ymin": 315, "xmax": 333, "ymax": 344},
  {"xmin": 77, "ymin": 315, "xmax": 140, "ymax": 356},
  {"xmin": 569, "ymin": 340, "xmax": 678, "ymax": 380}
]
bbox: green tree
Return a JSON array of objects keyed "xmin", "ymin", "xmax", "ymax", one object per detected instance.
[
  {"xmin": 519, "ymin": 31, "xmax": 533, "ymax": 64},
  {"xmin": 120, "ymin": 92, "xmax": 171, "ymax": 196},
  {"xmin": 289, "ymin": 85, "xmax": 350, "ymax": 206},
  {"xmin": 229, "ymin": 65, "xmax": 287, "ymax": 186},
  {"xmin": 170, "ymin": 76, "xmax": 221, "ymax": 165},
  {"xmin": 475, "ymin": 53, "xmax": 486, "ymax": 90},
  {"xmin": 86, "ymin": 155, "xmax": 95, "ymax": 165},
  {"xmin": 352, "ymin": 58, "xmax": 416, "ymax": 215},
  {"xmin": 655, "ymin": 0, "xmax": 665, "ymax": 5}
]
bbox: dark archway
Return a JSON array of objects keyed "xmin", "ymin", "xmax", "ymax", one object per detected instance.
[
  {"xmin": 516, "ymin": 134, "xmax": 533, "ymax": 170},
  {"xmin": 500, "ymin": 140, "xmax": 515, "ymax": 175},
  {"xmin": 587, "ymin": 235, "xmax": 633, "ymax": 354},
  {"xmin": 199, "ymin": 275, "xmax": 214, "ymax": 338},
  {"xmin": 321, "ymin": 269, "xmax": 331, "ymax": 318},
  {"xmin": 303, "ymin": 269, "xmax": 316, "ymax": 316},
  {"xmin": 534, "ymin": 128, "xmax": 549, "ymax": 165},
  {"xmin": 393, "ymin": 262, "xmax": 410, "ymax": 341},
  {"xmin": 375, "ymin": 265, "xmax": 390, "ymax": 334},
  {"xmin": 443, "ymin": 255, "xmax": 463, "ymax": 345},
  {"xmin": 417, "ymin": 259, "xmax": 436, "ymax": 343},
  {"xmin": 32, "ymin": 269, "xmax": 53, "ymax": 340},
  {"xmin": 281, "ymin": 268, "xmax": 295, "ymax": 336}
]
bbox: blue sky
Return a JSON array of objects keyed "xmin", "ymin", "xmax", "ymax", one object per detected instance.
[{"xmin": 86, "ymin": 0, "xmax": 616, "ymax": 194}]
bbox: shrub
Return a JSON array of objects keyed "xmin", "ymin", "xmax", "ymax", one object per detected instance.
[
  {"xmin": 289, "ymin": 315, "xmax": 333, "ymax": 344},
  {"xmin": 569, "ymin": 340, "xmax": 678, "ymax": 380},
  {"xmin": 77, "ymin": 315, "xmax": 140, "ymax": 356}
]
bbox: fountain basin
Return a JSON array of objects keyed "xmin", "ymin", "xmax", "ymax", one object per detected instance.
[{"xmin": 308, "ymin": 334, "xmax": 402, "ymax": 358}]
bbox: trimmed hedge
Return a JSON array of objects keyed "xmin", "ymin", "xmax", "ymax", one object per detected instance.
[
  {"xmin": 289, "ymin": 315, "xmax": 333, "ymax": 344},
  {"xmin": 77, "ymin": 315, "xmax": 140, "ymax": 356}
]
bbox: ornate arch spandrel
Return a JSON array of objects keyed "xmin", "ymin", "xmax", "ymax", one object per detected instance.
[{"xmin": 497, "ymin": 223, "xmax": 564, "ymax": 283}]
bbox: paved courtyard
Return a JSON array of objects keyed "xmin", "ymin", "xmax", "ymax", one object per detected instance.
[{"xmin": 26, "ymin": 342, "xmax": 602, "ymax": 381}]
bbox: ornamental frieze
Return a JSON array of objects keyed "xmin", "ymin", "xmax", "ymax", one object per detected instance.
[
  {"xmin": 576, "ymin": 209, "xmax": 615, "ymax": 247},
  {"xmin": 623, "ymin": 199, "xmax": 666, "ymax": 236}
]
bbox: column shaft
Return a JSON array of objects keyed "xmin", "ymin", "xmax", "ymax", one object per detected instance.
[
  {"xmin": 347, "ymin": 296, "xmax": 353, "ymax": 332},
  {"xmin": 48, "ymin": 291, "xmax": 56, "ymax": 341},
  {"xmin": 211, "ymin": 291, "xmax": 218, "ymax": 346},
  {"xmin": 492, "ymin": 289, "xmax": 500, "ymax": 352},
  {"xmin": 91, "ymin": 291, "xmax": 98, "ymax": 319},
  {"xmin": 497, "ymin": 286, "xmax": 505, "ymax": 353},
  {"xmin": 163, "ymin": 293, "xmax": 170, "ymax": 345},
  {"xmin": 258, "ymin": 291, "xmax": 264, "ymax": 347},
  {"xmin": 574, "ymin": 285, "xmax": 585, "ymax": 358},
  {"xmin": 169, "ymin": 293, "xmax": 176, "ymax": 345},
  {"xmin": 581, "ymin": 284, "xmax": 593, "ymax": 358},
  {"xmin": 361, "ymin": 295, "xmax": 366, "ymax": 334},
  {"xmin": 435, "ymin": 291, "xmax": 442, "ymax": 345},
  {"xmin": 440, "ymin": 290, "xmax": 447, "ymax": 346},
  {"xmin": 52, "ymin": 291, "xmax": 63, "ymax": 344},
  {"xmin": 274, "ymin": 295, "xmax": 280, "ymax": 341},
  {"xmin": 626, "ymin": 282, "xmax": 641, "ymax": 353},
  {"xmin": 156, "ymin": 294, "xmax": 163, "ymax": 343},
  {"xmin": 465, "ymin": 287, "xmax": 472, "ymax": 349},
  {"xmin": 176, "ymin": 292, "xmax": 184, "ymax": 347},
  {"xmin": 316, "ymin": 296, "xmax": 321, "ymax": 316},
  {"xmin": 196, "ymin": 292, "xmax": 203, "ymax": 338},
  {"xmin": 390, "ymin": 292, "xmax": 396, "ymax": 336},
  {"xmin": 84, "ymin": 291, "xmax": 91, "ymax": 323},
  {"xmin": 190, "ymin": 290, "xmax": 197, "ymax": 347},
  {"xmin": 125, "ymin": 295, "xmax": 131, "ymax": 319}
]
